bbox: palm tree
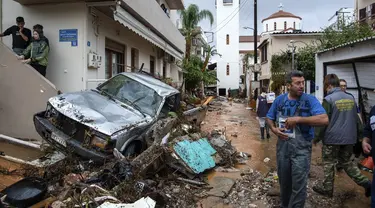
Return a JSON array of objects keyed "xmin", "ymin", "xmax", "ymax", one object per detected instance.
[
  {"xmin": 179, "ymin": 4, "xmax": 214, "ymax": 61},
  {"xmin": 199, "ymin": 44, "xmax": 221, "ymax": 97},
  {"xmin": 201, "ymin": 44, "xmax": 221, "ymax": 72}
]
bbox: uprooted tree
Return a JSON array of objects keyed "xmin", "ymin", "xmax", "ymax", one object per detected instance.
[
  {"xmin": 270, "ymin": 22, "xmax": 375, "ymax": 92},
  {"xmin": 180, "ymin": 55, "xmax": 217, "ymax": 94}
]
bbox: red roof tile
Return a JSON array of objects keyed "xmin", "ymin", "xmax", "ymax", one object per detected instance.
[{"xmin": 262, "ymin": 10, "xmax": 302, "ymax": 23}]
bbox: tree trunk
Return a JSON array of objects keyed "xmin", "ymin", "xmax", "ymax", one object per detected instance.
[
  {"xmin": 185, "ymin": 37, "xmax": 191, "ymax": 61},
  {"xmin": 201, "ymin": 55, "xmax": 210, "ymax": 72}
]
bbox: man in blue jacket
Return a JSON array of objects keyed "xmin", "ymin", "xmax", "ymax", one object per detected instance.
[
  {"xmin": 266, "ymin": 70, "xmax": 329, "ymax": 208},
  {"xmin": 362, "ymin": 105, "xmax": 375, "ymax": 207}
]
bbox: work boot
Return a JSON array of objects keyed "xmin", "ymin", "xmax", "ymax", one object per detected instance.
[
  {"xmin": 364, "ymin": 181, "xmax": 371, "ymax": 197},
  {"xmin": 260, "ymin": 127, "xmax": 265, "ymax": 140},
  {"xmin": 265, "ymin": 125, "xmax": 271, "ymax": 139},
  {"xmin": 312, "ymin": 184, "xmax": 333, "ymax": 198}
]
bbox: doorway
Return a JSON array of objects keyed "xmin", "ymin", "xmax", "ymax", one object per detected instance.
[
  {"xmin": 131, "ymin": 48, "xmax": 139, "ymax": 72},
  {"xmin": 162, "ymin": 60, "xmax": 167, "ymax": 78},
  {"xmin": 219, "ymin": 88, "xmax": 226, "ymax": 96},
  {"xmin": 105, "ymin": 38, "xmax": 125, "ymax": 79},
  {"xmin": 150, "ymin": 56, "xmax": 156, "ymax": 75}
]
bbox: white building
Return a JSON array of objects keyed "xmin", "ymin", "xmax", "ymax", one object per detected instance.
[
  {"xmin": 216, "ymin": 0, "xmax": 240, "ymax": 96},
  {"xmin": 261, "ymin": 4, "xmax": 302, "ymax": 35},
  {"xmin": 1, "ymin": 0, "xmax": 185, "ymax": 93},
  {"xmin": 258, "ymin": 5, "xmax": 322, "ymax": 90},
  {"xmin": 328, "ymin": 7, "xmax": 354, "ymax": 30}
]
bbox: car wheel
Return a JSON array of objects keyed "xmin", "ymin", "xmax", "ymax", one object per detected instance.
[{"xmin": 122, "ymin": 141, "xmax": 142, "ymax": 157}]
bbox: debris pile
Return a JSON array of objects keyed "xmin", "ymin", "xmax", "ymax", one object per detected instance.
[
  {"xmin": 224, "ymin": 169, "xmax": 278, "ymax": 208},
  {"xmin": 0, "ymin": 97, "xmax": 263, "ymax": 208}
]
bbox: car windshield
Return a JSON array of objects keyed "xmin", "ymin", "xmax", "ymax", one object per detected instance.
[{"xmin": 97, "ymin": 74, "xmax": 163, "ymax": 117}]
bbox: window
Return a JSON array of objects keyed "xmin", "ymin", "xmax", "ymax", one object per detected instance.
[
  {"xmin": 284, "ymin": 21, "xmax": 287, "ymax": 30},
  {"xmin": 274, "ymin": 22, "xmax": 277, "ymax": 30},
  {"xmin": 226, "ymin": 64, "xmax": 230, "ymax": 75},
  {"xmin": 150, "ymin": 56, "xmax": 155, "ymax": 75},
  {"xmin": 226, "ymin": 34, "xmax": 230, "ymax": 45},
  {"xmin": 261, "ymin": 43, "xmax": 268, "ymax": 63},
  {"xmin": 131, "ymin": 48, "xmax": 139, "ymax": 72},
  {"xmin": 98, "ymin": 74, "xmax": 163, "ymax": 117},
  {"xmin": 223, "ymin": 0, "xmax": 233, "ymax": 4},
  {"xmin": 359, "ymin": 8, "xmax": 367, "ymax": 20},
  {"xmin": 105, "ymin": 38, "xmax": 125, "ymax": 79},
  {"xmin": 293, "ymin": 22, "xmax": 296, "ymax": 29},
  {"xmin": 266, "ymin": 24, "xmax": 268, "ymax": 32}
]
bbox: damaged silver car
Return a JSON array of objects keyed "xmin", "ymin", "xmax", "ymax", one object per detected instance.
[{"xmin": 34, "ymin": 72, "xmax": 180, "ymax": 162}]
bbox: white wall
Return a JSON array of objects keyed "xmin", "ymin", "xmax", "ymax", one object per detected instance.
[
  {"xmin": 239, "ymin": 41, "xmax": 254, "ymax": 50},
  {"xmin": 262, "ymin": 17, "xmax": 302, "ymax": 34},
  {"xmin": 2, "ymin": 1, "xmax": 86, "ymax": 93},
  {"xmin": 85, "ymin": 10, "xmax": 182, "ymax": 88},
  {"xmin": 216, "ymin": 0, "xmax": 240, "ymax": 93},
  {"xmin": 86, "ymin": 10, "xmax": 156, "ymax": 88}
]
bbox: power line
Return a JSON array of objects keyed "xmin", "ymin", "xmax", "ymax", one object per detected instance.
[{"xmin": 209, "ymin": 0, "xmax": 249, "ymax": 32}]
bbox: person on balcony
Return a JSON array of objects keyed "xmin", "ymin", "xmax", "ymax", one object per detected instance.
[{"xmin": 17, "ymin": 27, "xmax": 49, "ymax": 77}]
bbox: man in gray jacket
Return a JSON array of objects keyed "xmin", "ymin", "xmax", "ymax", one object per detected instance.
[{"xmin": 313, "ymin": 74, "xmax": 371, "ymax": 197}]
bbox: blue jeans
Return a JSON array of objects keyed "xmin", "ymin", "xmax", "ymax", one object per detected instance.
[
  {"xmin": 372, "ymin": 172, "xmax": 375, "ymax": 208},
  {"xmin": 12, "ymin": 48, "xmax": 24, "ymax": 56},
  {"xmin": 277, "ymin": 136, "xmax": 312, "ymax": 208}
]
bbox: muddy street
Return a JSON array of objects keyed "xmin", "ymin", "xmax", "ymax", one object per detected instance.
[
  {"xmin": 0, "ymin": 98, "xmax": 372, "ymax": 208},
  {"xmin": 199, "ymin": 100, "xmax": 372, "ymax": 208}
]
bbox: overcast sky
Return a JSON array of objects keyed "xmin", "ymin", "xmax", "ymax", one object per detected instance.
[{"xmin": 184, "ymin": 0, "xmax": 353, "ymax": 38}]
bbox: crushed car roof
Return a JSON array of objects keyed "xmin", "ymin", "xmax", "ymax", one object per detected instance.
[{"xmin": 119, "ymin": 72, "xmax": 180, "ymax": 97}]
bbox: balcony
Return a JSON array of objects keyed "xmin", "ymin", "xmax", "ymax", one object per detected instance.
[
  {"xmin": 120, "ymin": 0, "xmax": 185, "ymax": 59},
  {"xmin": 165, "ymin": 0, "xmax": 184, "ymax": 10}
]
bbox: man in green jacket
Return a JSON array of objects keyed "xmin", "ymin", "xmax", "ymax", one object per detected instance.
[{"xmin": 313, "ymin": 74, "xmax": 371, "ymax": 197}]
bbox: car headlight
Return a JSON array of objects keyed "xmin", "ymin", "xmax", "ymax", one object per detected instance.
[{"xmin": 91, "ymin": 135, "xmax": 108, "ymax": 149}]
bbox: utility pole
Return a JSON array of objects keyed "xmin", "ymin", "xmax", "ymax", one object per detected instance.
[{"xmin": 253, "ymin": 0, "xmax": 257, "ymax": 74}]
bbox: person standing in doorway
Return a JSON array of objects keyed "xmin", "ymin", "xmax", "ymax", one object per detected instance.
[
  {"xmin": 18, "ymin": 27, "xmax": 49, "ymax": 77},
  {"xmin": 266, "ymin": 70, "xmax": 328, "ymax": 208},
  {"xmin": 256, "ymin": 87, "xmax": 270, "ymax": 140},
  {"xmin": 362, "ymin": 105, "xmax": 375, "ymax": 207},
  {"xmin": 0, "ymin": 17, "xmax": 32, "ymax": 55},
  {"xmin": 312, "ymin": 74, "xmax": 371, "ymax": 197}
]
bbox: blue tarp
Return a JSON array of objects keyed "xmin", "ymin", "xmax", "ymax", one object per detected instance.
[{"xmin": 173, "ymin": 138, "xmax": 217, "ymax": 174}]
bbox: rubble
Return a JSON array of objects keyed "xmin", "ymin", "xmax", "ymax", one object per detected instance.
[{"xmin": 0, "ymin": 97, "xmax": 281, "ymax": 208}]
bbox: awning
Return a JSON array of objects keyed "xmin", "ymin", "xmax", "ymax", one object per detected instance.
[{"xmin": 114, "ymin": 5, "xmax": 184, "ymax": 60}]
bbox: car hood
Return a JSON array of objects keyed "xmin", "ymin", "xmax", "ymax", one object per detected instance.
[{"xmin": 48, "ymin": 90, "xmax": 150, "ymax": 135}]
